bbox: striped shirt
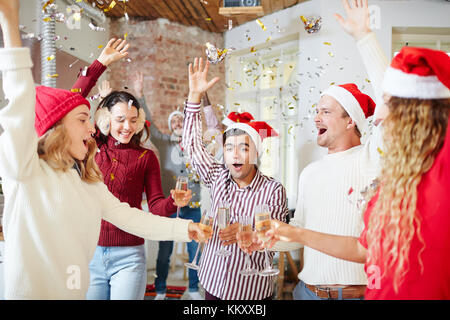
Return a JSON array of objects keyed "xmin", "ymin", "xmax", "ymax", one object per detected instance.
[{"xmin": 182, "ymin": 102, "xmax": 288, "ymax": 300}]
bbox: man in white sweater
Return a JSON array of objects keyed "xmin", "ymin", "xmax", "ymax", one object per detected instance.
[{"xmin": 269, "ymin": 0, "xmax": 388, "ymax": 300}]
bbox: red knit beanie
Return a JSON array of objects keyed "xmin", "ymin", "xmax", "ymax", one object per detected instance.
[{"xmin": 35, "ymin": 86, "xmax": 91, "ymax": 137}]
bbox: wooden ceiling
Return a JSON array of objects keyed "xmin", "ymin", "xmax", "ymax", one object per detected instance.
[{"xmin": 86, "ymin": 0, "xmax": 306, "ymax": 33}]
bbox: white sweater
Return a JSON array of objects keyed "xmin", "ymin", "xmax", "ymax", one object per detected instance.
[
  {"xmin": 0, "ymin": 48, "xmax": 191, "ymax": 299},
  {"xmin": 272, "ymin": 33, "xmax": 388, "ymax": 285}
]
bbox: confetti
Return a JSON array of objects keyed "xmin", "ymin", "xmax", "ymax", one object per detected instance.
[
  {"xmin": 98, "ymin": 45, "xmax": 104, "ymax": 49},
  {"xmin": 256, "ymin": 19, "xmax": 266, "ymax": 31},
  {"xmin": 128, "ymin": 99, "xmax": 133, "ymax": 109},
  {"xmin": 110, "ymin": 173, "xmax": 115, "ymax": 180},
  {"xmin": 323, "ymin": 42, "xmax": 332, "ymax": 46},
  {"xmin": 124, "ymin": 12, "xmax": 129, "ymax": 21},
  {"xmin": 69, "ymin": 59, "xmax": 80, "ymax": 68},
  {"xmin": 104, "ymin": 0, "xmax": 116, "ymax": 12},
  {"xmin": 124, "ymin": 32, "xmax": 128, "ymax": 40},
  {"xmin": 47, "ymin": 74, "xmax": 59, "ymax": 78},
  {"xmin": 328, "ymin": 52, "xmax": 335, "ymax": 57},
  {"xmin": 205, "ymin": 18, "xmax": 212, "ymax": 21},
  {"xmin": 250, "ymin": 47, "xmax": 257, "ymax": 53},
  {"xmin": 377, "ymin": 147, "xmax": 384, "ymax": 157},
  {"xmin": 228, "ymin": 19, "xmax": 233, "ymax": 30},
  {"xmin": 205, "ymin": 42, "xmax": 234, "ymax": 64},
  {"xmin": 138, "ymin": 150, "xmax": 148, "ymax": 159},
  {"xmin": 70, "ymin": 88, "xmax": 81, "ymax": 93},
  {"xmin": 46, "ymin": 55, "xmax": 55, "ymax": 61},
  {"xmin": 348, "ymin": 187, "xmax": 354, "ymax": 196},
  {"xmin": 300, "ymin": 15, "xmax": 322, "ymax": 34}
]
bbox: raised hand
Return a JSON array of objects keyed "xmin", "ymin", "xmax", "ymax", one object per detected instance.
[
  {"xmin": 188, "ymin": 57, "xmax": 220, "ymax": 104},
  {"xmin": 0, "ymin": 0, "xmax": 21, "ymax": 48},
  {"xmin": 334, "ymin": 0, "xmax": 372, "ymax": 41},
  {"xmin": 131, "ymin": 71, "xmax": 144, "ymax": 99},
  {"xmin": 97, "ymin": 80, "xmax": 112, "ymax": 99},
  {"xmin": 97, "ymin": 38, "xmax": 129, "ymax": 67}
]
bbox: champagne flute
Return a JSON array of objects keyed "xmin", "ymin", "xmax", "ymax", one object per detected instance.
[
  {"xmin": 215, "ymin": 202, "xmax": 232, "ymax": 258},
  {"xmin": 185, "ymin": 211, "xmax": 214, "ymax": 270},
  {"xmin": 238, "ymin": 215, "xmax": 258, "ymax": 276},
  {"xmin": 255, "ymin": 204, "xmax": 279, "ymax": 276},
  {"xmin": 174, "ymin": 176, "xmax": 188, "ymax": 218}
]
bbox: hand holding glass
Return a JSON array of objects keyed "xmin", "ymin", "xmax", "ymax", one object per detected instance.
[
  {"xmin": 215, "ymin": 203, "xmax": 232, "ymax": 257},
  {"xmin": 185, "ymin": 211, "xmax": 213, "ymax": 270},
  {"xmin": 174, "ymin": 176, "xmax": 189, "ymax": 218},
  {"xmin": 238, "ymin": 216, "xmax": 258, "ymax": 276},
  {"xmin": 255, "ymin": 204, "xmax": 279, "ymax": 276}
]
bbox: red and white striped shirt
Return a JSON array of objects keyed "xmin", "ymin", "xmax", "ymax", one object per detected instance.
[{"xmin": 182, "ymin": 102, "xmax": 288, "ymax": 300}]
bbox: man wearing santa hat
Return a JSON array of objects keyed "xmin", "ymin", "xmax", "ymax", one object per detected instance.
[
  {"xmin": 265, "ymin": 0, "xmax": 388, "ymax": 300},
  {"xmin": 182, "ymin": 56, "xmax": 288, "ymax": 300}
]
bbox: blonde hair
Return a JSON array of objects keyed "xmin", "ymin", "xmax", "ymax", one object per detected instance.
[
  {"xmin": 38, "ymin": 122, "xmax": 103, "ymax": 183},
  {"xmin": 366, "ymin": 97, "xmax": 449, "ymax": 292}
]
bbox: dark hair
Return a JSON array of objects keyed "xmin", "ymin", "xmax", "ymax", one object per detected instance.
[
  {"xmin": 97, "ymin": 91, "xmax": 149, "ymax": 148},
  {"xmin": 222, "ymin": 128, "xmax": 248, "ymax": 146}
]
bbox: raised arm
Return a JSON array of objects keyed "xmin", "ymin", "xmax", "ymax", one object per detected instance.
[
  {"xmin": 183, "ymin": 58, "xmax": 223, "ymax": 188},
  {"xmin": 0, "ymin": 0, "xmax": 37, "ymax": 180},
  {"xmin": 334, "ymin": 0, "xmax": 389, "ymax": 122},
  {"xmin": 71, "ymin": 38, "xmax": 129, "ymax": 98}
]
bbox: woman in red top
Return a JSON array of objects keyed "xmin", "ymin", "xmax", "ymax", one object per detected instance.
[
  {"xmin": 71, "ymin": 39, "xmax": 192, "ymax": 300},
  {"xmin": 264, "ymin": 0, "xmax": 450, "ymax": 299}
]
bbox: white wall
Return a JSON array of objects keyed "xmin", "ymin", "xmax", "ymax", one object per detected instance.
[{"xmin": 225, "ymin": 0, "xmax": 450, "ymax": 208}]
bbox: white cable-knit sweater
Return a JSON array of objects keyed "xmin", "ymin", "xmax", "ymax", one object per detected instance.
[
  {"xmin": 272, "ymin": 32, "xmax": 388, "ymax": 285},
  {"xmin": 0, "ymin": 48, "xmax": 191, "ymax": 299}
]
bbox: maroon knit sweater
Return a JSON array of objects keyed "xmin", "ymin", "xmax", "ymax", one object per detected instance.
[
  {"xmin": 95, "ymin": 135, "xmax": 178, "ymax": 246},
  {"xmin": 72, "ymin": 59, "xmax": 177, "ymax": 246}
]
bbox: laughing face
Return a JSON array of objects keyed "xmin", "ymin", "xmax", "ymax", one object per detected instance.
[
  {"xmin": 315, "ymin": 95, "xmax": 357, "ymax": 152},
  {"xmin": 223, "ymin": 134, "xmax": 258, "ymax": 183},
  {"xmin": 109, "ymin": 102, "xmax": 139, "ymax": 144},
  {"xmin": 61, "ymin": 104, "xmax": 96, "ymax": 161}
]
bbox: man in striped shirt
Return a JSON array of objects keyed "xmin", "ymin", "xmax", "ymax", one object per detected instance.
[{"xmin": 182, "ymin": 57, "xmax": 288, "ymax": 300}]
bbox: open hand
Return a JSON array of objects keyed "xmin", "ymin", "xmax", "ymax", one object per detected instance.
[
  {"xmin": 265, "ymin": 220, "xmax": 301, "ymax": 249},
  {"xmin": 97, "ymin": 80, "xmax": 112, "ymax": 98},
  {"xmin": 188, "ymin": 57, "xmax": 220, "ymax": 104},
  {"xmin": 131, "ymin": 71, "xmax": 144, "ymax": 99},
  {"xmin": 97, "ymin": 38, "xmax": 129, "ymax": 67},
  {"xmin": 334, "ymin": 0, "xmax": 371, "ymax": 41}
]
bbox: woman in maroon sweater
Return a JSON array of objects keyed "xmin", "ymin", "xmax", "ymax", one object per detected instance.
[{"xmin": 72, "ymin": 38, "xmax": 191, "ymax": 300}]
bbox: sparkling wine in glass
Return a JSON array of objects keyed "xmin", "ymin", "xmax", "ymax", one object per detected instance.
[
  {"xmin": 174, "ymin": 176, "xmax": 189, "ymax": 218},
  {"xmin": 185, "ymin": 211, "xmax": 214, "ymax": 270},
  {"xmin": 255, "ymin": 204, "xmax": 279, "ymax": 277},
  {"xmin": 215, "ymin": 203, "xmax": 232, "ymax": 257},
  {"xmin": 238, "ymin": 215, "xmax": 258, "ymax": 276}
]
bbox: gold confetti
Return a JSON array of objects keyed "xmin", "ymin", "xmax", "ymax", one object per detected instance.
[
  {"xmin": 365, "ymin": 78, "xmax": 371, "ymax": 83},
  {"xmin": 205, "ymin": 17, "xmax": 212, "ymax": 21},
  {"xmin": 266, "ymin": 36, "xmax": 271, "ymax": 42},
  {"xmin": 110, "ymin": 173, "xmax": 115, "ymax": 180},
  {"xmin": 70, "ymin": 88, "xmax": 81, "ymax": 93},
  {"xmin": 98, "ymin": 45, "xmax": 104, "ymax": 49},
  {"xmin": 250, "ymin": 47, "xmax": 257, "ymax": 53},
  {"xmin": 104, "ymin": 0, "xmax": 116, "ymax": 12},
  {"xmin": 124, "ymin": 32, "xmax": 128, "ymax": 40},
  {"xmin": 46, "ymin": 73, "xmax": 59, "ymax": 78},
  {"xmin": 43, "ymin": 17, "xmax": 52, "ymax": 22},
  {"xmin": 323, "ymin": 42, "xmax": 332, "ymax": 46},
  {"xmin": 138, "ymin": 150, "xmax": 148, "ymax": 159},
  {"xmin": 377, "ymin": 147, "xmax": 384, "ymax": 157},
  {"xmin": 330, "ymin": 82, "xmax": 336, "ymax": 86},
  {"xmin": 256, "ymin": 19, "xmax": 266, "ymax": 31},
  {"xmin": 42, "ymin": 0, "xmax": 54, "ymax": 12},
  {"xmin": 328, "ymin": 52, "xmax": 334, "ymax": 57},
  {"xmin": 46, "ymin": 55, "xmax": 55, "ymax": 61}
]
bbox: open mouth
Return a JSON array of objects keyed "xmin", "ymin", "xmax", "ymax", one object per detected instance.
[
  {"xmin": 318, "ymin": 128, "xmax": 327, "ymax": 135},
  {"xmin": 232, "ymin": 163, "xmax": 243, "ymax": 169}
]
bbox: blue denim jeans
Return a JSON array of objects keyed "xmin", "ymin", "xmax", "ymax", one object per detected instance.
[
  {"xmin": 293, "ymin": 280, "xmax": 364, "ymax": 300},
  {"xmin": 155, "ymin": 206, "xmax": 201, "ymax": 294},
  {"xmin": 86, "ymin": 245, "xmax": 147, "ymax": 300}
]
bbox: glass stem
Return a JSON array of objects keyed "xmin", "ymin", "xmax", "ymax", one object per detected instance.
[
  {"xmin": 176, "ymin": 206, "xmax": 180, "ymax": 219},
  {"xmin": 264, "ymin": 248, "xmax": 271, "ymax": 270},
  {"xmin": 192, "ymin": 242, "xmax": 201, "ymax": 266}
]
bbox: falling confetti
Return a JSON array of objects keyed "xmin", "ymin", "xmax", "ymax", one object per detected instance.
[
  {"xmin": 377, "ymin": 147, "xmax": 384, "ymax": 157},
  {"xmin": 256, "ymin": 19, "xmax": 266, "ymax": 31},
  {"xmin": 46, "ymin": 55, "xmax": 55, "ymax": 61},
  {"xmin": 205, "ymin": 42, "xmax": 234, "ymax": 64},
  {"xmin": 300, "ymin": 15, "xmax": 322, "ymax": 34},
  {"xmin": 128, "ymin": 99, "xmax": 133, "ymax": 109},
  {"xmin": 47, "ymin": 74, "xmax": 59, "ymax": 78},
  {"xmin": 70, "ymin": 88, "xmax": 81, "ymax": 93},
  {"xmin": 323, "ymin": 42, "xmax": 332, "ymax": 46},
  {"xmin": 69, "ymin": 59, "xmax": 80, "ymax": 68},
  {"xmin": 104, "ymin": 0, "xmax": 116, "ymax": 12},
  {"xmin": 89, "ymin": 22, "xmax": 105, "ymax": 32}
]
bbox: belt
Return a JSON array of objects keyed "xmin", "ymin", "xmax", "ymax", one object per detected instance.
[{"xmin": 305, "ymin": 284, "xmax": 366, "ymax": 299}]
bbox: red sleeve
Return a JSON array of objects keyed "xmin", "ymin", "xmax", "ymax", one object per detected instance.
[
  {"xmin": 71, "ymin": 59, "xmax": 107, "ymax": 98},
  {"xmin": 144, "ymin": 149, "xmax": 178, "ymax": 217},
  {"xmin": 359, "ymin": 190, "xmax": 380, "ymax": 249}
]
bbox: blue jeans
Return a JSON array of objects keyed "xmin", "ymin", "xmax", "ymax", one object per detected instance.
[
  {"xmin": 86, "ymin": 245, "xmax": 147, "ymax": 300},
  {"xmin": 293, "ymin": 280, "xmax": 364, "ymax": 300},
  {"xmin": 155, "ymin": 207, "xmax": 201, "ymax": 294}
]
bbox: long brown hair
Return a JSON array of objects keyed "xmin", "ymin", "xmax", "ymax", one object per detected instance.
[
  {"xmin": 366, "ymin": 97, "xmax": 450, "ymax": 292},
  {"xmin": 38, "ymin": 122, "xmax": 103, "ymax": 183}
]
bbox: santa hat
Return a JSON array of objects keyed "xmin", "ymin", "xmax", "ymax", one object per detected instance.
[
  {"xmin": 35, "ymin": 86, "xmax": 91, "ymax": 137},
  {"xmin": 321, "ymin": 83, "xmax": 375, "ymax": 136},
  {"xmin": 382, "ymin": 46, "xmax": 450, "ymax": 99},
  {"xmin": 168, "ymin": 110, "xmax": 184, "ymax": 131},
  {"xmin": 224, "ymin": 112, "xmax": 278, "ymax": 156},
  {"xmin": 222, "ymin": 111, "xmax": 254, "ymax": 127}
]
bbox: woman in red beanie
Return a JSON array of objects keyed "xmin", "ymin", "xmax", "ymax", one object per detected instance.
[
  {"xmin": 264, "ymin": 0, "xmax": 450, "ymax": 300},
  {"xmin": 0, "ymin": 0, "xmax": 208, "ymax": 300}
]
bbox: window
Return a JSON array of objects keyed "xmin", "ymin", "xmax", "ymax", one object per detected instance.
[
  {"xmin": 392, "ymin": 27, "xmax": 450, "ymax": 56},
  {"xmin": 226, "ymin": 35, "xmax": 299, "ymax": 200}
]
